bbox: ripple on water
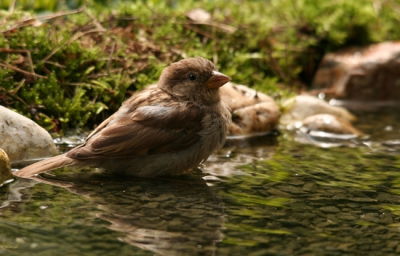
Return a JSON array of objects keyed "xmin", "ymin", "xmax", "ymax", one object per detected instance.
[{"xmin": 2, "ymin": 108, "xmax": 400, "ymax": 255}]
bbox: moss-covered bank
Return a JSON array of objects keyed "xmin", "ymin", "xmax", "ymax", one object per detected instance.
[{"xmin": 1, "ymin": 0, "xmax": 399, "ymax": 131}]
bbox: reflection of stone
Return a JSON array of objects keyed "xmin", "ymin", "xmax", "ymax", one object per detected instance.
[
  {"xmin": 0, "ymin": 176, "xmax": 35, "ymax": 209},
  {"xmin": 0, "ymin": 106, "xmax": 58, "ymax": 162},
  {"xmin": 312, "ymin": 41, "xmax": 400, "ymax": 100},
  {"xmin": 18, "ymin": 173, "xmax": 225, "ymax": 256}
]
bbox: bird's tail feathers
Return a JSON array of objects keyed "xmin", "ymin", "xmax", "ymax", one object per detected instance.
[{"xmin": 14, "ymin": 154, "xmax": 75, "ymax": 178}]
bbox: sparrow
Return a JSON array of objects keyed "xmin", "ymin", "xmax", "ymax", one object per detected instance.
[{"xmin": 15, "ymin": 57, "xmax": 231, "ymax": 178}]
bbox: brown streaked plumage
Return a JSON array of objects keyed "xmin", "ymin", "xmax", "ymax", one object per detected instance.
[{"xmin": 15, "ymin": 57, "xmax": 231, "ymax": 178}]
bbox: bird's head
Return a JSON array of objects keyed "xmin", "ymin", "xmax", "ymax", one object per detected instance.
[{"xmin": 158, "ymin": 57, "xmax": 230, "ymax": 104}]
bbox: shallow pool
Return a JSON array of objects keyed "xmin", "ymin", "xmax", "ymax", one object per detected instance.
[{"xmin": 2, "ymin": 106, "xmax": 400, "ymax": 255}]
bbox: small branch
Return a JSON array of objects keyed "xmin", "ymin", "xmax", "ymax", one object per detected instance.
[
  {"xmin": 86, "ymin": 68, "xmax": 124, "ymax": 79},
  {"xmin": 0, "ymin": 81, "xmax": 29, "ymax": 107},
  {"xmin": 265, "ymin": 49, "xmax": 286, "ymax": 81},
  {"xmin": 184, "ymin": 24, "xmax": 217, "ymax": 40},
  {"xmin": 0, "ymin": 49, "xmax": 41, "ymax": 77},
  {"xmin": 213, "ymin": 53, "xmax": 218, "ymax": 65},
  {"xmin": 8, "ymin": 0, "xmax": 17, "ymax": 14},
  {"xmin": 82, "ymin": 8, "xmax": 106, "ymax": 32},
  {"xmin": 107, "ymin": 40, "xmax": 117, "ymax": 74},
  {"xmin": 187, "ymin": 20, "xmax": 236, "ymax": 34},
  {"xmin": 96, "ymin": 57, "xmax": 124, "ymax": 62},
  {"xmin": 11, "ymin": 79, "xmax": 25, "ymax": 94},
  {"xmin": 9, "ymin": 93, "xmax": 29, "ymax": 107},
  {"xmin": 25, "ymin": 50, "xmax": 35, "ymax": 76},
  {"xmin": 0, "ymin": 60, "xmax": 47, "ymax": 79},
  {"xmin": 0, "ymin": 48, "xmax": 36, "ymax": 53},
  {"xmin": 37, "ymin": 9, "xmax": 83, "ymax": 22},
  {"xmin": 62, "ymin": 82, "xmax": 90, "ymax": 87},
  {"xmin": 40, "ymin": 28, "xmax": 106, "ymax": 63},
  {"xmin": 1, "ymin": 9, "xmax": 83, "ymax": 34},
  {"xmin": 44, "ymin": 61, "xmax": 66, "ymax": 68}
]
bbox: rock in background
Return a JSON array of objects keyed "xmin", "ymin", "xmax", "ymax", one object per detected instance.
[
  {"xmin": 220, "ymin": 83, "xmax": 280, "ymax": 136},
  {"xmin": 312, "ymin": 41, "xmax": 400, "ymax": 101},
  {"xmin": 0, "ymin": 106, "xmax": 58, "ymax": 162},
  {"xmin": 280, "ymin": 96, "xmax": 362, "ymax": 148},
  {"xmin": 280, "ymin": 95, "xmax": 357, "ymax": 132}
]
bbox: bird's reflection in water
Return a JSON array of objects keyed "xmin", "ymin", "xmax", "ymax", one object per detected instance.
[{"xmin": 28, "ymin": 172, "xmax": 225, "ymax": 256}]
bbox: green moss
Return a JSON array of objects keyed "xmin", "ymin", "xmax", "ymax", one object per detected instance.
[{"xmin": 0, "ymin": 0, "xmax": 399, "ymax": 130}]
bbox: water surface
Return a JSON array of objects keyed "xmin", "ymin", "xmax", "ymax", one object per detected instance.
[{"xmin": 1, "ymin": 107, "xmax": 400, "ymax": 255}]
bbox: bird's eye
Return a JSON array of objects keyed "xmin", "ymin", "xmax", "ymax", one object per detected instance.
[{"xmin": 188, "ymin": 73, "xmax": 197, "ymax": 81}]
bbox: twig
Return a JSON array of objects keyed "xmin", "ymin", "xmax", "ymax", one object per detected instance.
[
  {"xmin": 11, "ymin": 79, "xmax": 25, "ymax": 94},
  {"xmin": 184, "ymin": 24, "xmax": 217, "ymax": 40},
  {"xmin": 96, "ymin": 57, "xmax": 124, "ymax": 62},
  {"xmin": 104, "ymin": 17, "xmax": 138, "ymax": 23},
  {"xmin": 0, "ymin": 49, "xmax": 40, "ymax": 77},
  {"xmin": 187, "ymin": 20, "xmax": 236, "ymax": 34},
  {"xmin": 265, "ymin": 49, "xmax": 286, "ymax": 80},
  {"xmin": 9, "ymin": 93, "xmax": 29, "ymax": 107},
  {"xmin": 0, "ymin": 48, "xmax": 36, "ymax": 53},
  {"xmin": 1, "ymin": 9, "xmax": 83, "ymax": 33},
  {"xmin": 86, "ymin": 68, "xmax": 124, "ymax": 79},
  {"xmin": 0, "ymin": 60, "xmax": 47, "ymax": 79},
  {"xmin": 72, "ymin": 20, "xmax": 95, "ymax": 34},
  {"xmin": 25, "ymin": 50, "xmax": 36, "ymax": 76},
  {"xmin": 40, "ymin": 28, "xmax": 106, "ymax": 63},
  {"xmin": 62, "ymin": 82, "xmax": 91, "ymax": 87},
  {"xmin": 37, "ymin": 8, "xmax": 83, "ymax": 22},
  {"xmin": 126, "ymin": 64, "xmax": 149, "ymax": 75},
  {"xmin": 0, "ymin": 81, "xmax": 29, "ymax": 107},
  {"xmin": 82, "ymin": 7, "xmax": 106, "ymax": 32},
  {"xmin": 44, "ymin": 61, "xmax": 66, "ymax": 68},
  {"xmin": 8, "ymin": 0, "xmax": 17, "ymax": 14},
  {"xmin": 107, "ymin": 40, "xmax": 117, "ymax": 74},
  {"xmin": 213, "ymin": 53, "xmax": 218, "ymax": 65}
]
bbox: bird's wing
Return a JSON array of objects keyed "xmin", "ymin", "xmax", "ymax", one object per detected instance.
[{"xmin": 67, "ymin": 102, "xmax": 203, "ymax": 159}]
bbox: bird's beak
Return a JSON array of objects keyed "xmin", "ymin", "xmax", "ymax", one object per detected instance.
[{"xmin": 206, "ymin": 71, "xmax": 231, "ymax": 89}]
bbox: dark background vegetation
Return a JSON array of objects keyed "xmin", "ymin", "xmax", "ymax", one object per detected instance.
[{"xmin": 1, "ymin": 0, "xmax": 399, "ymax": 131}]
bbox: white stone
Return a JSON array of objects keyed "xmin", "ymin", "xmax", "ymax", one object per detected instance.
[
  {"xmin": 280, "ymin": 95, "xmax": 356, "ymax": 127},
  {"xmin": 0, "ymin": 106, "xmax": 58, "ymax": 162}
]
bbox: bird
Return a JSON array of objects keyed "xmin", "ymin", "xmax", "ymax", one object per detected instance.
[{"xmin": 15, "ymin": 57, "xmax": 231, "ymax": 178}]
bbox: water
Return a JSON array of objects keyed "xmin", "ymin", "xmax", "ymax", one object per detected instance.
[{"xmin": 1, "ymin": 107, "xmax": 400, "ymax": 255}]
